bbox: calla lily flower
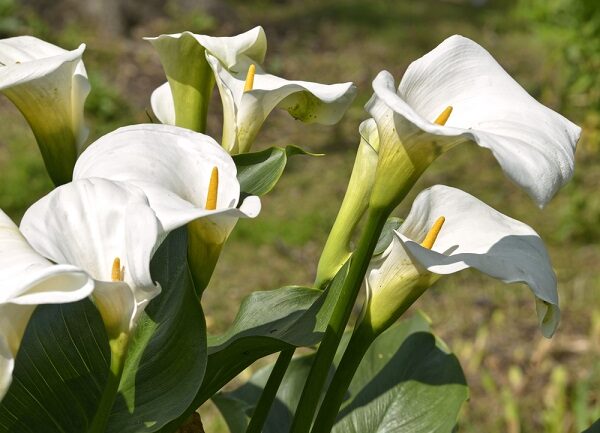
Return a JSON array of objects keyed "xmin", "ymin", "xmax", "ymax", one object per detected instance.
[
  {"xmin": 315, "ymin": 119, "xmax": 379, "ymax": 287},
  {"xmin": 146, "ymin": 26, "xmax": 267, "ymax": 132},
  {"xmin": 0, "ymin": 36, "xmax": 90, "ymax": 186},
  {"xmin": 365, "ymin": 185, "xmax": 559, "ymax": 338},
  {"xmin": 366, "ymin": 35, "xmax": 580, "ymax": 210},
  {"xmin": 148, "ymin": 26, "xmax": 357, "ymax": 154},
  {"xmin": 20, "ymin": 178, "xmax": 163, "ymax": 337},
  {"xmin": 0, "ymin": 209, "xmax": 93, "ymax": 400},
  {"xmin": 72, "ymin": 124, "xmax": 261, "ymax": 291}
]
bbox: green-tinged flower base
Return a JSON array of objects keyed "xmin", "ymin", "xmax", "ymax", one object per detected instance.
[
  {"xmin": 150, "ymin": 33, "xmax": 215, "ymax": 132},
  {"xmin": 5, "ymin": 94, "xmax": 79, "ymax": 185},
  {"xmin": 187, "ymin": 219, "xmax": 226, "ymax": 294}
]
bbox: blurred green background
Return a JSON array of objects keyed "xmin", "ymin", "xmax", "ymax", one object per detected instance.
[{"xmin": 1, "ymin": 0, "xmax": 599, "ymax": 431}]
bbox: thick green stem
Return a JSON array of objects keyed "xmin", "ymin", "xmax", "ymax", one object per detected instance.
[
  {"xmin": 289, "ymin": 207, "xmax": 388, "ymax": 433},
  {"xmin": 310, "ymin": 322, "xmax": 376, "ymax": 433},
  {"xmin": 88, "ymin": 333, "xmax": 129, "ymax": 433},
  {"xmin": 245, "ymin": 349, "xmax": 295, "ymax": 433}
]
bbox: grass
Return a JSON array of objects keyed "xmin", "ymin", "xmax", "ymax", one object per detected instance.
[{"xmin": 1, "ymin": 0, "xmax": 599, "ymax": 431}]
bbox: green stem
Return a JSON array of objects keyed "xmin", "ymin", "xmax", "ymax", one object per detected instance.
[
  {"xmin": 289, "ymin": 206, "xmax": 388, "ymax": 433},
  {"xmin": 245, "ymin": 349, "xmax": 295, "ymax": 433},
  {"xmin": 310, "ymin": 322, "xmax": 376, "ymax": 433},
  {"xmin": 88, "ymin": 333, "xmax": 129, "ymax": 433}
]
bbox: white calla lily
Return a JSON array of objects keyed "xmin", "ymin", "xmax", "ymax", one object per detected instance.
[
  {"xmin": 20, "ymin": 178, "xmax": 162, "ymax": 336},
  {"xmin": 365, "ymin": 185, "xmax": 558, "ymax": 338},
  {"xmin": 146, "ymin": 26, "xmax": 266, "ymax": 132},
  {"xmin": 206, "ymin": 52, "xmax": 357, "ymax": 154},
  {"xmin": 73, "ymin": 124, "xmax": 261, "ymax": 290},
  {"xmin": 367, "ymin": 35, "xmax": 580, "ymax": 209},
  {"xmin": 148, "ymin": 26, "xmax": 357, "ymax": 154},
  {"xmin": 0, "ymin": 209, "xmax": 93, "ymax": 400},
  {"xmin": 0, "ymin": 36, "xmax": 90, "ymax": 185}
]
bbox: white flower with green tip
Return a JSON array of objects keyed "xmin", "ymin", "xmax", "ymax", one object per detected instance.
[
  {"xmin": 73, "ymin": 124, "xmax": 261, "ymax": 290},
  {"xmin": 0, "ymin": 209, "xmax": 93, "ymax": 400},
  {"xmin": 365, "ymin": 185, "xmax": 559, "ymax": 338},
  {"xmin": 366, "ymin": 35, "xmax": 580, "ymax": 210},
  {"xmin": 0, "ymin": 36, "xmax": 90, "ymax": 185},
  {"xmin": 20, "ymin": 178, "xmax": 163, "ymax": 337},
  {"xmin": 148, "ymin": 26, "xmax": 357, "ymax": 153}
]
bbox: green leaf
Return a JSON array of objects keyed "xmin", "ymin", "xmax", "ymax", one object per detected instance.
[
  {"xmin": 234, "ymin": 145, "xmax": 319, "ymax": 196},
  {"xmin": 159, "ymin": 262, "xmax": 349, "ymax": 432},
  {"xmin": 215, "ymin": 313, "xmax": 468, "ymax": 433},
  {"xmin": 333, "ymin": 314, "xmax": 468, "ymax": 433},
  {"xmin": 0, "ymin": 231, "xmax": 206, "ymax": 433},
  {"xmin": 0, "ymin": 299, "xmax": 111, "ymax": 432},
  {"xmin": 373, "ymin": 217, "xmax": 404, "ymax": 256},
  {"xmin": 201, "ymin": 261, "xmax": 348, "ymax": 404},
  {"xmin": 212, "ymin": 354, "xmax": 323, "ymax": 433},
  {"xmin": 107, "ymin": 228, "xmax": 207, "ymax": 433}
]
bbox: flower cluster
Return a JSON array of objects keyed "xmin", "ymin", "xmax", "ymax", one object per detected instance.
[
  {"xmin": 0, "ymin": 27, "xmax": 358, "ymax": 402},
  {"xmin": 0, "ymin": 26, "xmax": 580, "ymax": 433}
]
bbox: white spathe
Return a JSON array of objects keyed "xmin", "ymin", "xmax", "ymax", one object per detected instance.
[
  {"xmin": 148, "ymin": 26, "xmax": 356, "ymax": 154},
  {"xmin": 0, "ymin": 209, "xmax": 93, "ymax": 401},
  {"xmin": 367, "ymin": 35, "xmax": 580, "ymax": 207},
  {"xmin": 367, "ymin": 185, "xmax": 559, "ymax": 338},
  {"xmin": 0, "ymin": 36, "xmax": 90, "ymax": 185},
  {"xmin": 20, "ymin": 178, "xmax": 162, "ymax": 335},
  {"xmin": 73, "ymin": 124, "xmax": 261, "ymax": 241},
  {"xmin": 146, "ymin": 26, "xmax": 267, "ymax": 133}
]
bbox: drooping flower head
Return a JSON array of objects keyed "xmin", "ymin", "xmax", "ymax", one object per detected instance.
[
  {"xmin": 365, "ymin": 185, "xmax": 559, "ymax": 338},
  {"xmin": 0, "ymin": 36, "xmax": 90, "ymax": 185},
  {"xmin": 367, "ymin": 35, "xmax": 580, "ymax": 210}
]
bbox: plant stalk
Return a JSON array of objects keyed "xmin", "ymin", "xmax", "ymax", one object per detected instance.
[
  {"xmin": 289, "ymin": 206, "xmax": 388, "ymax": 433},
  {"xmin": 310, "ymin": 322, "xmax": 376, "ymax": 433},
  {"xmin": 245, "ymin": 348, "xmax": 295, "ymax": 433},
  {"xmin": 88, "ymin": 332, "xmax": 129, "ymax": 433}
]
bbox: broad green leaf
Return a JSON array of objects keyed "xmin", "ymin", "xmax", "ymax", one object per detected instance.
[
  {"xmin": 234, "ymin": 145, "xmax": 319, "ymax": 196},
  {"xmin": 159, "ymin": 262, "xmax": 349, "ymax": 432},
  {"xmin": 333, "ymin": 315, "xmax": 468, "ymax": 433},
  {"xmin": 201, "ymin": 261, "xmax": 348, "ymax": 403},
  {"xmin": 0, "ymin": 299, "xmax": 110, "ymax": 432},
  {"xmin": 214, "ymin": 313, "xmax": 468, "ymax": 433},
  {"xmin": 107, "ymin": 228, "xmax": 207, "ymax": 433}
]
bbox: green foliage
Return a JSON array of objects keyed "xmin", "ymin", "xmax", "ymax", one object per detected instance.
[
  {"xmin": 214, "ymin": 313, "xmax": 468, "ymax": 433},
  {"xmin": 234, "ymin": 145, "xmax": 319, "ymax": 196},
  {"xmin": 162, "ymin": 262, "xmax": 349, "ymax": 432},
  {"xmin": 0, "ymin": 228, "xmax": 207, "ymax": 433},
  {"xmin": 107, "ymin": 228, "xmax": 207, "ymax": 433},
  {"xmin": 373, "ymin": 217, "xmax": 403, "ymax": 256},
  {"xmin": 0, "ymin": 300, "xmax": 110, "ymax": 432}
]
